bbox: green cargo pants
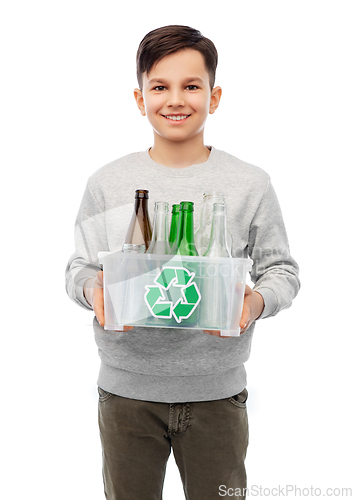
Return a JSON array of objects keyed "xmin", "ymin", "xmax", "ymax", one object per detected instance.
[{"xmin": 98, "ymin": 387, "xmax": 249, "ymax": 500}]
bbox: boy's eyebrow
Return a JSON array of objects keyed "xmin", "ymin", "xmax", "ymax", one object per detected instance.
[
  {"xmin": 148, "ymin": 78, "xmax": 166, "ymax": 85},
  {"xmin": 148, "ymin": 77, "xmax": 204, "ymax": 86},
  {"xmin": 184, "ymin": 77, "xmax": 204, "ymax": 84}
]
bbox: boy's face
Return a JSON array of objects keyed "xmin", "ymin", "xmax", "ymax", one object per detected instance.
[{"xmin": 134, "ymin": 49, "xmax": 221, "ymax": 145}]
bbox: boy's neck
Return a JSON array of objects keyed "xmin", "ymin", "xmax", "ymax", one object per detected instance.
[{"xmin": 149, "ymin": 137, "xmax": 211, "ymax": 169}]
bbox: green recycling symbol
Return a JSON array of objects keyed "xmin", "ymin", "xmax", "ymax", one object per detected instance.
[{"xmin": 144, "ymin": 266, "xmax": 201, "ymax": 323}]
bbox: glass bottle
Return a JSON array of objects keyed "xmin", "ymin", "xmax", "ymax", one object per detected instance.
[
  {"xmin": 169, "ymin": 204, "xmax": 180, "ymax": 247},
  {"xmin": 172, "ymin": 201, "xmax": 198, "ymax": 256},
  {"xmin": 194, "ymin": 192, "xmax": 233, "ymax": 256},
  {"xmin": 122, "ymin": 189, "xmax": 152, "ymax": 253},
  {"xmin": 146, "ymin": 201, "xmax": 171, "ymax": 255},
  {"xmin": 204, "ymin": 203, "xmax": 232, "ymax": 258},
  {"xmin": 201, "ymin": 203, "xmax": 232, "ymax": 331}
]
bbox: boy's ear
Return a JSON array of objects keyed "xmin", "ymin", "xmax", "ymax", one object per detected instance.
[
  {"xmin": 134, "ymin": 88, "xmax": 146, "ymax": 116},
  {"xmin": 209, "ymin": 86, "xmax": 222, "ymax": 114}
]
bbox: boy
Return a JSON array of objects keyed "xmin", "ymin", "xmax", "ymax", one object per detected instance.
[{"xmin": 65, "ymin": 25, "xmax": 300, "ymax": 500}]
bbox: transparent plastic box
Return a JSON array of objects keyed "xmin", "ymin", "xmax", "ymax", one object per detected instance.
[{"xmin": 98, "ymin": 251, "xmax": 252, "ymax": 336}]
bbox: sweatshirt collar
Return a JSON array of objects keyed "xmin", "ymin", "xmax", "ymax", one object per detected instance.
[{"xmin": 138, "ymin": 146, "xmax": 221, "ymax": 178}]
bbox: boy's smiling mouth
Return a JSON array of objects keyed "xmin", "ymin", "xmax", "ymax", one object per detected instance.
[{"xmin": 162, "ymin": 114, "xmax": 191, "ymax": 122}]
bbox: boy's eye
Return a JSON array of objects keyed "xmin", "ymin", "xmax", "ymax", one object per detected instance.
[{"xmin": 152, "ymin": 84, "xmax": 199, "ymax": 91}]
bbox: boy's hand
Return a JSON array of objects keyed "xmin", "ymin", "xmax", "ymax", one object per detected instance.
[
  {"xmin": 83, "ymin": 271, "xmax": 133, "ymax": 332},
  {"xmin": 239, "ymin": 285, "xmax": 264, "ymax": 334},
  {"xmin": 203, "ymin": 285, "xmax": 264, "ymax": 338}
]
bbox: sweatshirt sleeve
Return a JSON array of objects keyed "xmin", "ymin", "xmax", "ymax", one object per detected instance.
[
  {"xmin": 65, "ymin": 180, "xmax": 109, "ymax": 310},
  {"xmin": 249, "ymin": 177, "xmax": 300, "ymax": 319}
]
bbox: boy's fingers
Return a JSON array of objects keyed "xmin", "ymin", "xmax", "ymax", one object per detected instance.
[
  {"xmin": 239, "ymin": 315, "xmax": 249, "ymax": 329},
  {"xmin": 240, "ymin": 304, "xmax": 250, "ymax": 327},
  {"xmin": 203, "ymin": 330, "xmax": 221, "ymax": 336},
  {"xmin": 97, "ymin": 270, "xmax": 104, "ymax": 285},
  {"xmin": 240, "ymin": 286, "xmax": 252, "ymax": 330},
  {"xmin": 239, "ymin": 305, "xmax": 251, "ymax": 332},
  {"xmin": 95, "ymin": 307, "xmax": 105, "ymax": 327},
  {"xmin": 93, "ymin": 289, "xmax": 105, "ymax": 326},
  {"xmin": 240, "ymin": 316, "xmax": 250, "ymax": 331},
  {"xmin": 203, "ymin": 330, "xmax": 232, "ymax": 339}
]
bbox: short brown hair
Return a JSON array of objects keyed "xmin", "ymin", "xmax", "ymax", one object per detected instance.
[{"xmin": 136, "ymin": 25, "xmax": 218, "ymax": 90}]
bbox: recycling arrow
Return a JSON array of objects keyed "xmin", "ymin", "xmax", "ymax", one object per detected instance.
[
  {"xmin": 144, "ymin": 286, "xmax": 173, "ymax": 319},
  {"xmin": 155, "ymin": 266, "xmax": 194, "ymax": 289},
  {"xmin": 144, "ymin": 266, "xmax": 201, "ymax": 323}
]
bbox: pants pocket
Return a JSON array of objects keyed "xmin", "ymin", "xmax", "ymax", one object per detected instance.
[
  {"xmin": 228, "ymin": 387, "xmax": 248, "ymax": 408},
  {"xmin": 98, "ymin": 386, "xmax": 114, "ymax": 403}
]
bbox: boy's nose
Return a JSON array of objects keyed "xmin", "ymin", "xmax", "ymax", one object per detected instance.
[{"xmin": 167, "ymin": 90, "xmax": 185, "ymax": 107}]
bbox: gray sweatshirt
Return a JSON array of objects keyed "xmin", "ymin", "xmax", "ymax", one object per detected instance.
[{"xmin": 65, "ymin": 147, "xmax": 300, "ymax": 402}]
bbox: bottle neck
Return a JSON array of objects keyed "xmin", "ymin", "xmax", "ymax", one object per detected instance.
[
  {"xmin": 199, "ymin": 193, "xmax": 225, "ymax": 227},
  {"xmin": 151, "ymin": 202, "xmax": 169, "ymax": 241},
  {"xmin": 169, "ymin": 205, "xmax": 180, "ymax": 245},
  {"xmin": 146, "ymin": 201, "xmax": 170, "ymax": 254},
  {"xmin": 212, "ymin": 214, "xmax": 228, "ymax": 245},
  {"xmin": 125, "ymin": 195, "xmax": 151, "ymax": 248},
  {"xmin": 205, "ymin": 203, "xmax": 231, "ymax": 257},
  {"xmin": 179, "ymin": 211, "xmax": 195, "ymax": 241},
  {"xmin": 135, "ymin": 196, "xmax": 148, "ymax": 214},
  {"xmin": 176, "ymin": 209, "xmax": 198, "ymax": 255}
]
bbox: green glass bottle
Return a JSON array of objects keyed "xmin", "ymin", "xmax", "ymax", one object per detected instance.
[
  {"xmin": 173, "ymin": 201, "xmax": 198, "ymax": 256},
  {"xmin": 169, "ymin": 204, "xmax": 180, "ymax": 247},
  {"xmin": 170, "ymin": 201, "xmax": 199, "ymax": 327}
]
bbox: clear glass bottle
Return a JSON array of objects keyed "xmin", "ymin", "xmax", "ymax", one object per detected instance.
[
  {"xmin": 194, "ymin": 192, "xmax": 233, "ymax": 256},
  {"xmin": 201, "ymin": 202, "xmax": 232, "ymax": 330},
  {"xmin": 146, "ymin": 201, "xmax": 171, "ymax": 255},
  {"xmin": 122, "ymin": 189, "xmax": 152, "ymax": 253},
  {"xmin": 204, "ymin": 203, "xmax": 232, "ymax": 258}
]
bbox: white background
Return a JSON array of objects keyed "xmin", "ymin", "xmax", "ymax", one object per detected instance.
[{"xmin": 1, "ymin": 1, "xmax": 352, "ymax": 498}]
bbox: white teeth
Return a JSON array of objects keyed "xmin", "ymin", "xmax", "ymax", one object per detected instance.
[{"xmin": 165, "ymin": 115, "xmax": 189, "ymax": 121}]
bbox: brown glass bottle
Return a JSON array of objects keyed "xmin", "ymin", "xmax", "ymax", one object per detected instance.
[{"xmin": 122, "ymin": 189, "xmax": 152, "ymax": 253}]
